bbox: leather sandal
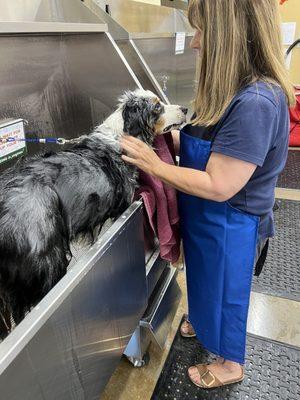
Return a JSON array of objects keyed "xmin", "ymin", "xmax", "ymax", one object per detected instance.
[
  {"xmin": 188, "ymin": 364, "xmax": 244, "ymax": 389},
  {"xmin": 180, "ymin": 319, "xmax": 196, "ymax": 338}
]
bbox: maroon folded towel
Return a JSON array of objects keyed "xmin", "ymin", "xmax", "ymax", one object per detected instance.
[{"xmin": 136, "ymin": 133, "xmax": 180, "ymax": 263}]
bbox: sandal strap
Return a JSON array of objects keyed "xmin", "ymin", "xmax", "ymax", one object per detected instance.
[
  {"xmin": 196, "ymin": 366, "xmax": 223, "ymax": 388},
  {"xmin": 194, "ymin": 364, "xmax": 244, "ymax": 388}
]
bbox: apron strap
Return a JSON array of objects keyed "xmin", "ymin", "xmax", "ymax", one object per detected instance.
[{"xmin": 254, "ymin": 239, "xmax": 269, "ymax": 276}]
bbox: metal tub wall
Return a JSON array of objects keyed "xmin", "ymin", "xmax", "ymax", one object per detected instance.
[
  {"xmin": 133, "ymin": 35, "xmax": 196, "ymax": 113},
  {"xmin": 115, "ymin": 39, "xmax": 168, "ymax": 101},
  {"xmin": 124, "ymin": 263, "xmax": 181, "ymax": 366},
  {"xmin": 102, "ymin": 0, "xmax": 196, "ymax": 113},
  {"xmin": 0, "ymin": 24, "xmax": 149, "ymax": 398},
  {"xmin": 83, "ymin": 1, "xmax": 196, "ymax": 109},
  {"xmin": 0, "ymin": 0, "xmax": 102, "ymax": 23},
  {"xmin": 0, "ymin": 31, "xmax": 138, "ymax": 173},
  {"xmin": 161, "ymin": 0, "xmax": 188, "ymax": 10},
  {"xmin": 0, "ymin": 202, "xmax": 147, "ymax": 400},
  {"xmin": 81, "ymin": 0, "xmax": 170, "ymax": 101},
  {"xmin": 0, "ymin": 4, "xmax": 182, "ymax": 395},
  {"xmin": 106, "ymin": 0, "xmax": 176, "ymax": 34}
]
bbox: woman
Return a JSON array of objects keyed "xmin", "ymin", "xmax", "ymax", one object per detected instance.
[{"xmin": 121, "ymin": 0, "xmax": 294, "ymax": 389}]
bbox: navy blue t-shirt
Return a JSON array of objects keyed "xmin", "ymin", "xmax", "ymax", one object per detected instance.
[{"xmin": 184, "ymin": 82, "xmax": 290, "ymax": 240}]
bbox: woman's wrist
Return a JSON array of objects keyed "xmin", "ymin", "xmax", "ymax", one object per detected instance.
[
  {"xmin": 151, "ymin": 159, "xmax": 166, "ymax": 177},
  {"xmin": 152, "ymin": 160, "xmax": 172, "ymax": 180}
]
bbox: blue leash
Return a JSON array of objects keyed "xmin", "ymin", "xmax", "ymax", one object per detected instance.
[{"xmin": 0, "ymin": 137, "xmax": 78, "ymax": 145}]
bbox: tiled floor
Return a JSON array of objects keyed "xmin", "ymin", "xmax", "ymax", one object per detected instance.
[
  {"xmin": 102, "ymin": 188, "xmax": 300, "ymax": 400},
  {"xmin": 248, "ymin": 291, "xmax": 300, "ymax": 347},
  {"xmin": 275, "ymin": 187, "xmax": 300, "ymax": 201}
]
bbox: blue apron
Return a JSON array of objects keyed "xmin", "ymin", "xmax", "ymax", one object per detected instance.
[{"xmin": 178, "ymin": 128, "xmax": 259, "ymax": 364}]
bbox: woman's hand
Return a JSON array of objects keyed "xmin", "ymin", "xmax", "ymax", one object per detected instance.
[{"xmin": 120, "ymin": 135, "xmax": 163, "ymax": 176}]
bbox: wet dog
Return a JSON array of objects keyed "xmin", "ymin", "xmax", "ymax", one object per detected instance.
[{"xmin": 0, "ymin": 89, "xmax": 187, "ymax": 337}]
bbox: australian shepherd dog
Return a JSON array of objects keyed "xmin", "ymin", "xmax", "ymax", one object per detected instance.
[{"xmin": 0, "ymin": 89, "xmax": 187, "ymax": 338}]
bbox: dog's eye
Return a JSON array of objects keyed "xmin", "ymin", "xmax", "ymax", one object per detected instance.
[{"xmin": 154, "ymin": 103, "xmax": 162, "ymax": 113}]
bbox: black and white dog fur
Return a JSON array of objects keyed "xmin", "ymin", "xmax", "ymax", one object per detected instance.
[{"xmin": 0, "ymin": 89, "xmax": 187, "ymax": 337}]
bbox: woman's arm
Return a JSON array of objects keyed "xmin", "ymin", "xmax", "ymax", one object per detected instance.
[
  {"xmin": 121, "ymin": 136, "xmax": 257, "ymax": 202},
  {"xmin": 155, "ymin": 152, "xmax": 256, "ymax": 201}
]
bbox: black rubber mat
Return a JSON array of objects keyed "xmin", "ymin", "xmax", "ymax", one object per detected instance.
[
  {"xmin": 252, "ymin": 199, "xmax": 300, "ymax": 301},
  {"xmin": 152, "ymin": 322, "xmax": 300, "ymax": 400},
  {"xmin": 277, "ymin": 151, "xmax": 300, "ymax": 189}
]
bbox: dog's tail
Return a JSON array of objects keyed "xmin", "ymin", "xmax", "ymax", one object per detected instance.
[{"xmin": 0, "ymin": 184, "xmax": 71, "ymax": 334}]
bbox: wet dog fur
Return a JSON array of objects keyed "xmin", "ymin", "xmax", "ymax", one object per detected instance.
[{"xmin": 0, "ymin": 89, "xmax": 187, "ymax": 337}]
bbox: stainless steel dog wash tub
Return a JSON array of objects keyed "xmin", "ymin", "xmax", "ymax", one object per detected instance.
[
  {"xmin": 0, "ymin": 1, "xmax": 182, "ymax": 397},
  {"xmin": 0, "ymin": 201, "xmax": 181, "ymax": 399},
  {"xmin": 0, "ymin": 202, "xmax": 147, "ymax": 399}
]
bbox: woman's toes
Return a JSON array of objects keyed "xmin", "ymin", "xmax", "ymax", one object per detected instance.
[
  {"xmin": 181, "ymin": 321, "xmax": 189, "ymax": 333},
  {"xmin": 188, "ymin": 366, "xmax": 197, "ymax": 375},
  {"xmin": 188, "ymin": 366, "xmax": 201, "ymax": 384}
]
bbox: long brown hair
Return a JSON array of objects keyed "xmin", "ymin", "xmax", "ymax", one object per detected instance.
[{"xmin": 188, "ymin": 0, "xmax": 295, "ymax": 126}]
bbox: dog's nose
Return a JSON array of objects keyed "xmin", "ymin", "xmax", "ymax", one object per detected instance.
[{"xmin": 180, "ymin": 107, "xmax": 188, "ymax": 115}]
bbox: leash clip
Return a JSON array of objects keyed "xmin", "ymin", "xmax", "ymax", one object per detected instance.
[{"xmin": 56, "ymin": 138, "xmax": 66, "ymax": 145}]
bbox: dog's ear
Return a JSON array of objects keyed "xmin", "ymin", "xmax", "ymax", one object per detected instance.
[
  {"xmin": 123, "ymin": 115, "xmax": 143, "ymax": 137},
  {"xmin": 122, "ymin": 97, "xmax": 144, "ymax": 137}
]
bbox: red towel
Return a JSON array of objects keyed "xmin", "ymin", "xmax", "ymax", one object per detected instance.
[
  {"xmin": 136, "ymin": 133, "xmax": 180, "ymax": 264},
  {"xmin": 289, "ymin": 92, "xmax": 300, "ymax": 147}
]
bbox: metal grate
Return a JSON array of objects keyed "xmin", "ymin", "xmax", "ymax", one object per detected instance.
[
  {"xmin": 252, "ymin": 199, "xmax": 300, "ymax": 301},
  {"xmin": 152, "ymin": 320, "xmax": 300, "ymax": 400},
  {"xmin": 277, "ymin": 151, "xmax": 300, "ymax": 190}
]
